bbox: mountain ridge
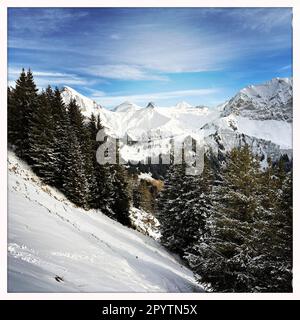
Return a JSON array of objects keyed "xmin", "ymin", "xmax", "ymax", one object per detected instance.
[
  {"xmin": 61, "ymin": 77, "xmax": 292, "ymax": 162},
  {"xmin": 221, "ymin": 77, "xmax": 292, "ymax": 122}
]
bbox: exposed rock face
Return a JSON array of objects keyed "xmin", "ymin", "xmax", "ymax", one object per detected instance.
[{"xmin": 221, "ymin": 78, "xmax": 292, "ymax": 122}]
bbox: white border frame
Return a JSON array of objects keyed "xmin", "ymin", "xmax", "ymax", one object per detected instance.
[{"xmin": 0, "ymin": 0, "xmax": 299, "ymax": 300}]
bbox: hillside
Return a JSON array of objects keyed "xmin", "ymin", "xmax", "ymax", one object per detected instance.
[{"xmin": 8, "ymin": 151, "xmax": 203, "ymax": 293}]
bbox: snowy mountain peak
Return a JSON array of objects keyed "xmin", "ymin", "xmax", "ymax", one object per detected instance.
[
  {"xmin": 61, "ymin": 86, "xmax": 102, "ymax": 116},
  {"xmin": 239, "ymin": 77, "xmax": 292, "ymax": 96},
  {"xmin": 175, "ymin": 101, "xmax": 193, "ymax": 109},
  {"xmin": 113, "ymin": 101, "xmax": 141, "ymax": 112},
  {"xmin": 146, "ymin": 102, "xmax": 156, "ymax": 109},
  {"xmin": 222, "ymin": 77, "xmax": 292, "ymax": 122}
]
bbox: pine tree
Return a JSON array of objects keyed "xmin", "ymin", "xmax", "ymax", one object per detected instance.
[
  {"xmin": 8, "ymin": 69, "xmax": 38, "ymax": 160},
  {"xmin": 157, "ymin": 153, "xmax": 214, "ymax": 256},
  {"xmin": 50, "ymin": 87, "xmax": 71, "ymax": 189},
  {"xmin": 63, "ymin": 99, "xmax": 90, "ymax": 208},
  {"xmin": 101, "ymin": 138, "xmax": 131, "ymax": 226},
  {"xmin": 82, "ymin": 124, "xmax": 97, "ymax": 207},
  {"xmin": 158, "ymin": 164, "xmax": 187, "ymax": 255},
  {"xmin": 157, "ymin": 163, "xmax": 181, "ymax": 251},
  {"xmin": 186, "ymin": 146, "xmax": 263, "ymax": 292},
  {"xmin": 63, "ymin": 130, "xmax": 90, "ymax": 208},
  {"xmin": 68, "ymin": 98, "xmax": 86, "ymax": 144},
  {"xmin": 276, "ymin": 169, "xmax": 293, "ymax": 291},
  {"xmin": 86, "ymin": 113, "xmax": 109, "ymax": 210},
  {"xmin": 106, "ymin": 163, "xmax": 131, "ymax": 226},
  {"xmin": 186, "ymin": 146, "xmax": 293, "ymax": 292},
  {"xmin": 249, "ymin": 161, "xmax": 293, "ymax": 292},
  {"xmin": 23, "ymin": 69, "xmax": 39, "ymax": 161},
  {"xmin": 8, "ymin": 69, "xmax": 27, "ymax": 150},
  {"xmin": 7, "ymin": 86, "xmax": 16, "ymax": 145},
  {"xmin": 27, "ymin": 90, "xmax": 56, "ymax": 184},
  {"xmin": 8, "ymin": 69, "xmax": 134, "ymax": 225},
  {"xmin": 258, "ymin": 158, "xmax": 279, "ymax": 216}
]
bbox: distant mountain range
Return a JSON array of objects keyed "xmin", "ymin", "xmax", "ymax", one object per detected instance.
[{"xmin": 61, "ymin": 77, "xmax": 292, "ymax": 163}]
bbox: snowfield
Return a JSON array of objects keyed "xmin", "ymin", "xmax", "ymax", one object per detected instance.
[
  {"xmin": 8, "ymin": 152, "xmax": 203, "ymax": 293},
  {"xmin": 202, "ymin": 115, "xmax": 292, "ymax": 149}
]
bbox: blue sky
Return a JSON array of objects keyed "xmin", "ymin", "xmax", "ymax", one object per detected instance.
[{"xmin": 8, "ymin": 8, "xmax": 292, "ymax": 108}]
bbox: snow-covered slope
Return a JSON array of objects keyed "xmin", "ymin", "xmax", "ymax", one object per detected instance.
[
  {"xmin": 61, "ymin": 77, "xmax": 292, "ymax": 162},
  {"xmin": 8, "ymin": 152, "xmax": 202, "ymax": 292},
  {"xmin": 202, "ymin": 115, "xmax": 292, "ymax": 149}
]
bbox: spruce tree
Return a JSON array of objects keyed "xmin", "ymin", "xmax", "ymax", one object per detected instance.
[
  {"xmin": 23, "ymin": 69, "xmax": 39, "ymax": 161},
  {"xmin": 8, "ymin": 69, "xmax": 133, "ymax": 224},
  {"xmin": 86, "ymin": 113, "xmax": 109, "ymax": 210},
  {"xmin": 157, "ymin": 154, "xmax": 214, "ymax": 256},
  {"xmin": 102, "ymin": 138, "xmax": 131, "ymax": 226},
  {"xmin": 27, "ymin": 90, "xmax": 56, "ymax": 184},
  {"xmin": 63, "ymin": 130, "xmax": 90, "ymax": 208},
  {"xmin": 186, "ymin": 146, "xmax": 293, "ymax": 292},
  {"xmin": 7, "ymin": 85, "xmax": 16, "ymax": 146},
  {"xmin": 8, "ymin": 69, "xmax": 27, "ymax": 150},
  {"xmin": 276, "ymin": 169, "xmax": 293, "ymax": 291},
  {"xmin": 8, "ymin": 68, "xmax": 38, "ymax": 160},
  {"xmin": 186, "ymin": 145, "xmax": 262, "ymax": 292},
  {"xmin": 63, "ymin": 99, "xmax": 91, "ymax": 208},
  {"xmin": 68, "ymin": 98, "xmax": 86, "ymax": 144},
  {"xmin": 106, "ymin": 163, "xmax": 131, "ymax": 226},
  {"xmin": 249, "ymin": 161, "xmax": 293, "ymax": 292},
  {"xmin": 50, "ymin": 87, "xmax": 71, "ymax": 189}
]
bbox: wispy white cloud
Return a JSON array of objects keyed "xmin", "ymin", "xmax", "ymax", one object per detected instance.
[
  {"xmin": 225, "ymin": 8, "xmax": 292, "ymax": 33},
  {"xmin": 9, "ymin": 9, "xmax": 89, "ymax": 34},
  {"xmin": 8, "ymin": 67, "xmax": 89, "ymax": 88},
  {"xmin": 83, "ymin": 65, "xmax": 169, "ymax": 81},
  {"xmin": 8, "ymin": 8, "xmax": 292, "ymax": 78},
  {"xmin": 278, "ymin": 64, "xmax": 292, "ymax": 71},
  {"xmin": 8, "ymin": 8, "xmax": 292, "ymax": 106},
  {"xmin": 82, "ymin": 87, "xmax": 106, "ymax": 97},
  {"xmin": 91, "ymin": 88, "xmax": 219, "ymax": 106},
  {"xmin": 36, "ymin": 77, "xmax": 89, "ymax": 87},
  {"xmin": 9, "ymin": 68, "xmax": 78, "ymax": 78}
]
